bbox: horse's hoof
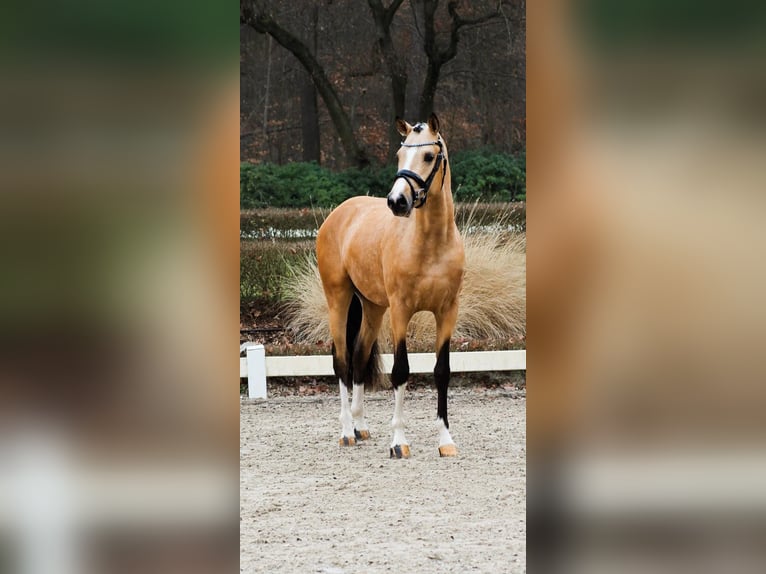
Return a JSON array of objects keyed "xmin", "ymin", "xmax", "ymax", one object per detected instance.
[
  {"xmin": 339, "ymin": 436, "xmax": 357, "ymax": 447},
  {"xmin": 389, "ymin": 444, "xmax": 411, "ymax": 459},
  {"xmin": 438, "ymin": 444, "xmax": 458, "ymax": 457},
  {"xmin": 354, "ymin": 429, "xmax": 371, "ymax": 441}
]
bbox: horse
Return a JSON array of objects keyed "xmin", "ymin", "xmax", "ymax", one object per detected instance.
[{"xmin": 316, "ymin": 113, "xmax": 465, "ymax": 458}]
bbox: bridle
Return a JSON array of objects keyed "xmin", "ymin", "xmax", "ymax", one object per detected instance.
[{"xmin": 394, "ymin": 137, "xmax": 447, "ymax": 209}]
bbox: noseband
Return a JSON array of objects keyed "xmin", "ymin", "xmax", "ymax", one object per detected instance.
[{"xmin": 394, "ymin": 138, "xmax": 447, "ymax": 209}]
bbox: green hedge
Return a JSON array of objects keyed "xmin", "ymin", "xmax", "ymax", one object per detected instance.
[
  {"xmin": 240, "ymin": 149, "xmax": 525, "ymax": 208},
  {"xmin": 450, "ymin": 149, "xmax": 526, "ymax": 203}
]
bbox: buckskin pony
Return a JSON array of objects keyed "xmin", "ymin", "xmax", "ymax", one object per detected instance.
[{"xmin": 316, "ymin": 114, "xmax": 464, "ymax": 458}]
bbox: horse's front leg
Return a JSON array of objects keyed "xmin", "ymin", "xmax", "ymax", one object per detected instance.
[
  {"xmin": 434, "ymin": 303, "xmax": 459, "ymax": 457},
  {"xmin": 389, "ymin": 305, "xmax": 412, "ymax": 459}
]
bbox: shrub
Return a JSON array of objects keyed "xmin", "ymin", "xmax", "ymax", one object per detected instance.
[
  {"xmin": 240, "ymin": 207, "xmax": 329, "ymax": 240},
  {"xmin": 450, "ymin": 149, "xmax": 526, "ymax": 202},
  {"xmin": 240, "ymin": 240, "xmax": 315, "ymax": 302},
  {"xmin": 334, "ymin": 165, "xmax": 396, "ymax": 199},
  {"xmin": 240, "ymin": 162, "xmax": 351, "ymax": 209},
  {"xmin": 240, "ymin": 149, "xmax": 525, "ymax": 208}
]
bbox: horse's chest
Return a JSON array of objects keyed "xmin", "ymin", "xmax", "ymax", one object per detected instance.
[{"xmin": 389, "ymin": 259, "xmax": 461, "ymax": 310}]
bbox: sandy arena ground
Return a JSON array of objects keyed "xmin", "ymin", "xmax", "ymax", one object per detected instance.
[{"xmin": 240, "ymin": 386, "xmax": 526, "ymax": 573}]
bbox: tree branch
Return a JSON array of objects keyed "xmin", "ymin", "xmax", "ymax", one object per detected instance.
[
  {"xmin": 385, "ymin": 0, "xmax": 406, "ymax": 28},
  {"xmin": 241, "ymin": 1, "xmax": 367, "ymax": 166},
  {"xmin": 443, "ymin": 1, "xmax": 502, "ymax": 63}
]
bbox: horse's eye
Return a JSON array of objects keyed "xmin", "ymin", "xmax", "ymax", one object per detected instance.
[{"xmin": 424, "ymin": 152, "xmax": 434, "ymax": 163}]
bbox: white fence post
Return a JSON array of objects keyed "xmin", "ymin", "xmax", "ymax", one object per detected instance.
[{"xmin": 246, "ymin": 344, "xmax": 267, "ymax": 399}]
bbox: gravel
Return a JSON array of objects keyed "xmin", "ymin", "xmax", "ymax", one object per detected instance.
[{"xmin": 240, "ymin": 386, "xmax": 526, "ymax": 573}]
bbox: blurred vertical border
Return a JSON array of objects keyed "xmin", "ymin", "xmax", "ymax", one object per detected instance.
[
  {"xmin": 0, "ymin": 1, "xmax": 239, "ymax": 572},
  {"xmin": 528, "ymin": 1, "xmax": 766, "ymax": 572}
]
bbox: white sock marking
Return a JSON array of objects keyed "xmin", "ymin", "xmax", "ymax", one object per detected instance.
[
  {"xmin": 436, "ymin": 417, "xmax": 455, "ymax": 448},
  {"xmin": 350, "ymin": 384, "xmax": 368, "ymax": 432},
  {"xmin": 390, "ymin": 383, "xmax": 409, "ymax": 447},
  {"xmin": 338, "ymin": 381, "xmax": 354, "ymax": 438}
]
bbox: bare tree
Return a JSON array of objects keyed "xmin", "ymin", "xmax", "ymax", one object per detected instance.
[
  {"xmin": 416, "ymin": 0, "xmax": 504, "ymax": 118},
  {"xmin": 241, "ymin": 1, "xmax": 368, "ymax": 167},
  {"xmin": 240, "ymin": 0, "xmax": 525, "ymax": 165},
  {"xmin": 367, "ymin": 0, "xmax": 407, "ymax": 157}
]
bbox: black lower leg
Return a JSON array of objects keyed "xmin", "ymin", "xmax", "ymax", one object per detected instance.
[
  {"xmin": 435, "ymin": 340, "xmax": 451, "ymax": 428},
  {"xmin": 331, "ymin": 342, "xmax": 351, "ymax": 387},
  {"xmin": 391, "ymin": 340, "xmax": 409, "ymax": 389}
]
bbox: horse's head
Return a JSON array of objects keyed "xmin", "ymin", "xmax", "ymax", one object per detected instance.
[{"xmin": 387, "ymin": 113, "xmax": 446, "ymax": 217}]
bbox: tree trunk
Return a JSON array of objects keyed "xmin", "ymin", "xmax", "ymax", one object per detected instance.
[
  {"xmin": 301, "ymin": 4, "xmax": 320, "ymax": 163},
  {"xmin": 241, "ymin": 4, "xmax": 368, "ymax": 168},
  {"xmin": 368, "ymin": 0, "xmax": 407, "ymax": 158},
  {"xmin": 263, "ymin": 35, "xmax": 272, "ymax": 136},
  {"xmin": 419, "ymin": 0, "xmax": 439, "ymax": 119},
  {"xmin": 389, "ymin": 73, "xmax": 407, "ymax": 153},
  {"xmin": 301, "ymin": 74, "xmax": 321, "ymax": 163},
  {"xmin": 418, "ymin": 61, "xmax": 440, "ymax": 119}
]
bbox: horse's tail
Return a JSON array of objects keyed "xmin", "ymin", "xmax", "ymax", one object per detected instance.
[{"xmin": 346, "ymin": 292, "xmax": 383, "ymax": 391}]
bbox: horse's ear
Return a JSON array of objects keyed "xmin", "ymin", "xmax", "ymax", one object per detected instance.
[
  {"xmin": 395, "ymin": 117, "xmax": 411, "ymax": 137},
  {"xmin": 427, "ymin": 113, "xmax": 440, "ymax": 134}
]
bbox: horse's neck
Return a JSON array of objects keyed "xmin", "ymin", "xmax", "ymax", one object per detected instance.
[{"xmin": 413, "ymin": 166, "xmax": 457, "ymax": 240}]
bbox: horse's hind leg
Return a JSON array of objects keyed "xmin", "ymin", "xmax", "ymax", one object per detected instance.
[
  {"xmin": 350, "ymin": 300, "xmax": 385, "ymax": 440},
  {"xmin": 434, "ymin": 302, "xmax": 459, "ymax": 457},
  {"xmin": 325, "ymin": 284, "xmax": 356, "ymax": 446}
]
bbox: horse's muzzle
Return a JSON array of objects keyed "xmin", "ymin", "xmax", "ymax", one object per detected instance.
[{"xmin": 387, "ymin": 191, "xmax": 412, "ymax": 217}]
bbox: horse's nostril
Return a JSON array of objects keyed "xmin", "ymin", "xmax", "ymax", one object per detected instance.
[
  {"xmin": 396, "ymin": 196, "xmax": 407, "ymax": 207},
  {"xmin": 387, "ymin": 196, "xmax": 396, "ymax": 209}
]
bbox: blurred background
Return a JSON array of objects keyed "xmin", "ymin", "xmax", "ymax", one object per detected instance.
[
  {"xmin": 528, "ymin": 0, "xmax": 766, "ymax": 572},
  {"xmin": 2, "ymin": 0, "xmax": 766, "ymax": 571},
  {"xmin": 0, "ymin": 1, "xmax": 239, "ymax": 572}
]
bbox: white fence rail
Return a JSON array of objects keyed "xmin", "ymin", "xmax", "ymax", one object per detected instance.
[{"xmin": 240, "ymin": 343, "xmax": 526, "ymax": 399}]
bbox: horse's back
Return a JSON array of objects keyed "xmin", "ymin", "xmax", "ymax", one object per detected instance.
[{"xmin": 320, "ymin": 196, "xmax": 387, "ymax": 230}]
